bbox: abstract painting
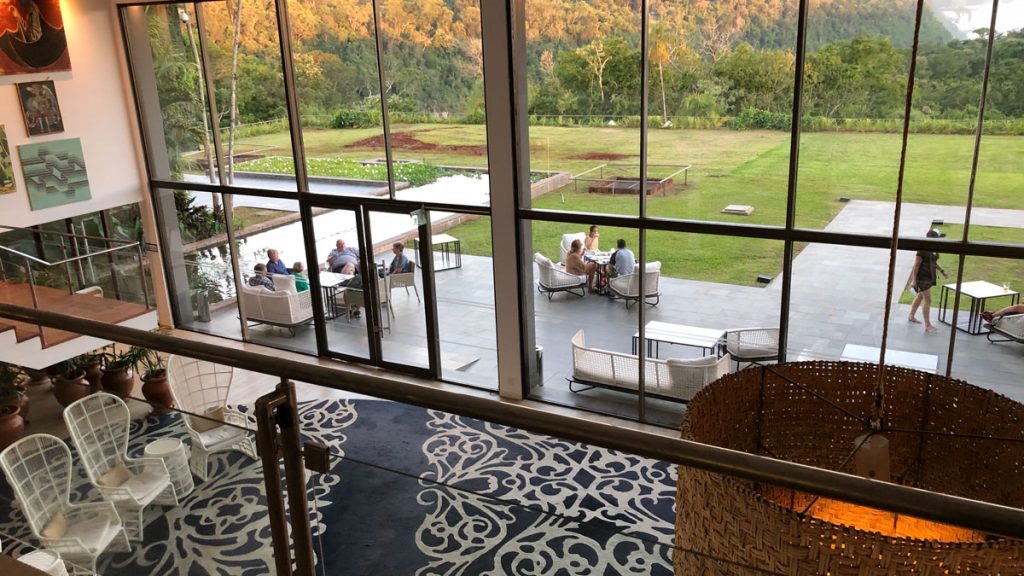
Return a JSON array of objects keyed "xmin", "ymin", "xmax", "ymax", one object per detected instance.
[
  {"xmin": 0, "ymin": 125, "xmax": 13, "ymax": 194},
  {"xmin": 0, "ymin": 0, "xmax": 71, "ymax": 76},
  {"xmin": 18, "ymin": 138, "xmax": 90, "ymax": 210},
  {"xmin": 17, "ymin": 80, "xmax": 62, "ymax": 135}
]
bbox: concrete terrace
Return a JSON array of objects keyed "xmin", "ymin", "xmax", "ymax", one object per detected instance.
[{"xmin": 198, "ymin": 201, "xmax": 1024, "ymax": 428}]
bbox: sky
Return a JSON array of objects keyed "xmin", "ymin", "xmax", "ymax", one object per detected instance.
[{"xmin": 933, "ymin": 0, "xmax": 1024, "ymax": 35}]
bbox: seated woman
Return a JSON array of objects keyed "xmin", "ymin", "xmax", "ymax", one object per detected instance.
[
  {"xmin": 565, "ymin": 239, "xmax": 597, "ymax": 292},
  {"xmin": 982, "ymin": 304, "xmax": 1024, "ymax": 324},
  {"xmin": 584, "ymin": 225, "xmax": 600, "ymax": 254},
  {"xmin": 291, "ymin": 262, "xmax": 310, "ymax": 292}
]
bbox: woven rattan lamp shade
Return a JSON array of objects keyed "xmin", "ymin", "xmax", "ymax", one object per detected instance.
[{"xmin": 674, "ymin": 361, "xmax": 1024, "ymax": 575}]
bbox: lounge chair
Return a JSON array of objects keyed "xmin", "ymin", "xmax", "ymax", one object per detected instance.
[
  {"xmin": 535, "ymin": 253, "xmax": 586, "ymax": 299},
  {"xmin": 725, "ymin": 327, "xmax": 780, "ymax": 369},
  {"xmin": 987, "ymin": 314, "xmax": 1024, "ymax": 344},
  {"xmin": 608, "ymin": 261, "xmax": 661, "ymax": 308}
]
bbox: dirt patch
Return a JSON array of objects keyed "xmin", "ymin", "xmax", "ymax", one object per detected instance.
[
  {"xmin": 568, "ymin": 152, "xmax": 631, "ymax": 161},
  {"xmin": 347, "ymin": 131, "xmax": 487, "ymax": 156}
]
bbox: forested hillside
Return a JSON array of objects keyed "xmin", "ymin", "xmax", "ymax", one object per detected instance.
[{"xmin": 150, "ymin": 0, "xmax": 1022, "ymax": 142}]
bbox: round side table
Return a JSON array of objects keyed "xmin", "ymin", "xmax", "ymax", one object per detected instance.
[
  {"xmin": 17, "ymin": 550, "xmax": 69, "ymax": 576},
  {"xmin": 145, "ymin": 437, "xmax": 195, "ymax": 499}
]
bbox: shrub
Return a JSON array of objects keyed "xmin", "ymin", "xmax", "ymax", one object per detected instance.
[
  {"xmin": 331, "ymin": 108, "xmax": 381, "ymax": 129},
  {"xmin": 727, "ymin": 108, "xmax": 792, "ymax": 131}
]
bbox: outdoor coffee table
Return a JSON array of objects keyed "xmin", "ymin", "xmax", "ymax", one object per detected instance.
[
  {"xmin": 841, "ymin": 343, "xmax": 938, "ymax": 373},
  {"xmin": 145, "ymin": 437, "xmax": 195, "ymax": 500},
  {"xmin": 938, "ymin": 280, "xmax": 1020, "ymax": 335},
  {"xmin": 319, "ymin": 272, "xmax": 352, "ymax": 319},
  {"xmin": 631, "ymin": 321, "xmax": 725, "ymax": 358}
]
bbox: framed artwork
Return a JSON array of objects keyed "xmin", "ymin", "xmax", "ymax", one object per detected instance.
[
  {"xmin": 17, "ymin": 80, "xmax": 63, "ymax": 136},
  {"xmin": 0, "ymin": 1, "xmax": 71, "ymax": 76},
  {"xmin": 18, "ymin": 138, "xmax": 91, "ymax": 210},
  {"xmin": 0, "ymin": 125, "xmax": 12, "ymax": 194}
]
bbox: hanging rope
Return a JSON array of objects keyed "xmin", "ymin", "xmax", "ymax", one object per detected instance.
[{"xmin": 875, "ymin": 0, "xmax": 927, "ymax": 430}]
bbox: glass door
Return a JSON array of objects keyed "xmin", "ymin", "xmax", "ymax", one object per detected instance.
[
  {"xmin": 308, "ymin": 203, "xmax": 437, "ymax": 377},
  {"xmin": 362, "ymin": 208, "xmax": 434, "ymax": 374}
]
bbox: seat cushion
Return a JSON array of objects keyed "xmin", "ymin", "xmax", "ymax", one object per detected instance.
[
  {"xmin": 191, "ymin": 407, "xmax": 225, "ymax": 433},
  {"xmin": 121, "ymin": 470, "xmax": 170, "ymax": 503},
  {"xmin": 41, "ymin": 511, "xmax": 67, "ymax": 539},
  {"xmin": 98, "ymin": 464, "xmax": 132, "ymax": 487},
  {"xmin": 198, "ymin": 424, "xmax": 248, "ymax": 450},
  {"xmin": 63, "ymin": 514, "xmax": 121, "ymax": 554},
  {"xmin": 666, "ymin": 356, "xmax": 719, "ymax": 368}
]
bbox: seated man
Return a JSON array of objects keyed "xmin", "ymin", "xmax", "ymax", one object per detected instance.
[
  {"xmin": 266, "ymin": 249, "xmax": 288, "ymax": 275},
  {"xmin": 611, "ymin": 238, "xmax": 635, "ymax": 276},
  {"xmin": 327, "ymin": 239, "xmax": 360, "ymax": 275},
  {"xmin": 248, "ymin": 263, "xmax": 274, "ymax": 291},
  {"xmin": 982, "ymin": 304, "xmax": 1024, "ymax": 324},
  {"xmin": 291, "ymin": 262, "xmax": 310, "ymax": 292},
  {"xmin": 388, "ymin": 242, "xmax": 410, "ymax": 275},
  {"xmin": 341, "ymin": 273, "xmax": 364, "ymax": 318}
]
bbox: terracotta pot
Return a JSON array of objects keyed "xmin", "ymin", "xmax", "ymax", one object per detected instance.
[
  {"xmin": 0, "ymin": 406, "xmax": 24, "ymax": 450},
  {"xmin": 22, "ymin": 368, "xmax": 51, "ymax": 388},
  {"xmin": 101, "ymin": 367, "xmax": 135, "ymax": 399},
  {"xmin": 141, "ymin": 372, "xmax": 174, "ymax": 415},
  {"xmin": 83, "ymin": 359, "xmax": 104, "ymax": 392},
  {"xmin": 53, "ymin": 371, "xmax": 90, "ymax": 407},
  {"xmin": 0, "ymin": 392, "xmax": 29, "ymax": 424}
]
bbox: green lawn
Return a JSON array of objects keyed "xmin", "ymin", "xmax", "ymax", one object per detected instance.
[{"xmin": 235, "ymin": 124, "xmax": 1023, "ymax": 286}]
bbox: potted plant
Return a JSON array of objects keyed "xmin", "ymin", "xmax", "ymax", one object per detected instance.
[
  {"xmin": 139, "ymin": 349, "xmax": 175, "ymax": 414},
  {"xmin": 101, "ymin": 347, "xmax": 146, "ymax": 399},
  {"xmin": 0, "ymin": 363, "xmax": 28, "ymax": 424},
  {"xmin": 79, "ymin": 352, "xmax": 105, "ymax": 392},
  {"xmin": 50, "ymin": 358, "xmax": 90, "ymax": 407},
  {"xmin": 0, "ymin": 405, "xmax": 24, "ymax": 450}
]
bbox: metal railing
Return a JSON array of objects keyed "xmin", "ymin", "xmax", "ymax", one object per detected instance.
[
  {"xmin": 0, "ymin": 225, "xmax": 150, "ymax": 346},
  {"xmin": 0, "ymin": 302, "xmax": 1021, "ymax": 541}
]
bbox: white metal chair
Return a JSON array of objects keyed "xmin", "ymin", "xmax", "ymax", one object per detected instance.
[
  {"xmin": 559, "ymin": 232, "xmax": 585, "ymax": 265},
  {"xmin": 390, "ymin": 261, "xmax": 420, "ymax": 302},
  {"xmin": 166, "ymin": 355, "xmax": 256, "ymax": 481},
  {"xmin": 608, "ymin": 261, "xmax": 661, "ymax": 308},
  {"xmin": 725, "ymin": 327, "xmax": 780, "ymax": 368},
  {"xmin": 535, "ymin": 253, "xmax": 586, "ymax": 299},
  {"xmin": 63, "ymin": 393, "xmax": 178, "ymax": 542},
  {"xmin": 0, "ymin": 434, "xmax": 130, "ymax": 574}
]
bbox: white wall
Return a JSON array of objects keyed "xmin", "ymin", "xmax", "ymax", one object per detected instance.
[{"xmin": 0, "ymin": 0, "xmax": 146, "ymax": 228}]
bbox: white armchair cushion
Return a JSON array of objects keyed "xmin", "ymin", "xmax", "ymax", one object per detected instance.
[
  {"xmin": 534, "ymin": 252, "xmax": 553, "ymax": 268},
  {"xmin": 272, "ymin": 274, "xmax": 297, "ymax": 293},
  {"xmin": 646, "ymin": 261, "xmax": 661, "ymax": 272},
  {"xmin": 560, "ymin": 233, "xmax": 585, "ymax": 264}
]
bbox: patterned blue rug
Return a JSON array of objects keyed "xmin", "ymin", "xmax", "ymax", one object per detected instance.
[{"xmin": 0, "ymin": 399, "xmax": 676, "ymax": 575}]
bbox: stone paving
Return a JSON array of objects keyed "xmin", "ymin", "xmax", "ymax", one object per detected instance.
[{"xmin": 203, "ymin": 200, "xmax": 1024, "ymax": 426}]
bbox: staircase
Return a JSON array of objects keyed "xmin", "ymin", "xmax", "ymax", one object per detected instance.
[{"xmin": 0, "ymin": 281, "xmax": 157, "ymax": 369}]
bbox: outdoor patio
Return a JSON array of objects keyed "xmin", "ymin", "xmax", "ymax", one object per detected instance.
[{"xmin": 199, "ymin": 242, "xmax": 1024, "ymax": 428}]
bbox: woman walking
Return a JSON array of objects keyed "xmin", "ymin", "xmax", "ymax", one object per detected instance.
[{"xmin": 906, "ymin": 229, "xmax": 948, "ymax": 332}]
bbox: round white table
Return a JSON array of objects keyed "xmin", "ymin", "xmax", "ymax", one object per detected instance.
[
  {"xmin": 145, "ymin": 437, "xmax": 195, "ymax": 498},
  {"xmin": 17, "ymin": 550, "xmax": 68, "ymax": 576}
]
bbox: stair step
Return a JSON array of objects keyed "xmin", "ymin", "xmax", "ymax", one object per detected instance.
[{"xmin": 0, "ymin": 282, "xmax": 152, "ymax": 348}]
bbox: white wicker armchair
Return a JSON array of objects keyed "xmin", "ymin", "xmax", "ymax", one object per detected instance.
[
  {"xmin": 608, "ymin": 261, "xmax": 661, "ymax": 308},
  {"xmin": 0, "ymin": 434, "xmax": 130, "ymax": 574},
  {"xmin": 166, "ymin": 356, "xmax": 256, "ymax": 481},
  {"xmin": 725, "ymin": 327, "xmax": 780, "ymax": 368},
  {"xmin": 63, "ymin": 393, "xmax": 177, "ymax": 542},
  {"xmin": 535, "ymin": 253, "xmax": 587, "ymax": 299},
  {"xmin": 559, "ymin": 232, "xmax": 585, "ymax": 265},
  {"xmin": 390, "ymin": 261, "xmax": 420, "ymax": 302}
]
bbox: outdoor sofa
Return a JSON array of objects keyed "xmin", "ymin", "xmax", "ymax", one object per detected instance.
[
  {"xmin": 239, "ymin": 274, "xmax": 313, "ymax": 336},
  {"xmin": 568, "ymin": 329, "xmax": 731, "ymax": 403}
]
